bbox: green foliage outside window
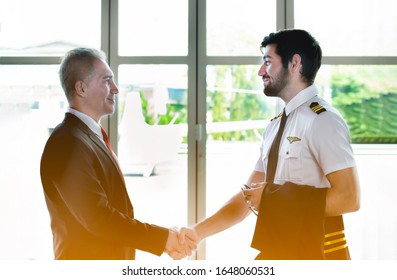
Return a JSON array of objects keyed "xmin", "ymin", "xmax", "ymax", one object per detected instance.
[
  {"xmin": 330, "ymin": 66, "xmax": 397, "ymax": 143},
  {"xmin": 139, "ymin": 65, "xmax": 397, "ymax": 144},
  {"xmin": 140, "ymin": 92, "xmax": 186, "ymax": 126},
  {"xmin": 208, "ymin": 65, "xmax": 270, "ymax": 141}
]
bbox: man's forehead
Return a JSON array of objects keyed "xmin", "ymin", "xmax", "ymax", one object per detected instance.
[
  {"xmin": 262, "ymin": 47, "xmax": 278, "ymax": 60},
  {"xmin": 94, "ymin": 59, "xmax": 114, "ymax": 75}
]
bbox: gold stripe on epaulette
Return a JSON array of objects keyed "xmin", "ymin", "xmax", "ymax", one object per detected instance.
[
  {"xmin": 270, "ymin": 111, "xmax": 283, "ymax": 121},
  {"xmin": 324, "ymin": 237, "xmax": 346, "ymax": 246},
  {"xmin": 324, "ymin": 244, "xmax": 348, "ymax": 254},
  {"xmin": 310, "ymin": 102, "xmax": 327, "ymax": 114},
  {"xmin": 324, "ymin": 230, "xmax": 344, "ymax": 239},
  {"xmin": 311, "ymin": 104, "xmax": 325, "ymax": 113}
]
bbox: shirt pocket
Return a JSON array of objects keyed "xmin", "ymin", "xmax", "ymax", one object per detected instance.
[{"xmin": 278, "ymin": 143, "xmax": 302, "ymax": 182}]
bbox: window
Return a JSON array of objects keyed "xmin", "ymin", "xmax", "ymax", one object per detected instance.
[
  {"xmin": 295, "ymin": 0, "xmax": 397, "ymax": 56},
  {"xmin": 1, "ymin": 0, "xmax": 397, "ymax": 261},
  {"xmin": 316, "ymin": 65, "xmax": 397, "ymax": 143},
  {"xmin": 118, "ymin": 0, "xmax": 188, "ymax": 56},
  {"xmin": 0, "ymin": 0, "xmax": 101, "ymax": 56},
  {"xmin": 0, "ymin": 65, "xmax": 64, "ymax": 259},
  {"xmin": 205, "ymin": 65, "xmax": 271, "ymax": 260},
  {"xmin": 294, "ymin": 0, "xmax": 397, "ymax": 144},
  {"xmin": 204, "ymin": 0, "xmax": 277, "ymax": 259},
  {"xmin": 207, "ymin": 0, "xmax": 275, "ymax": 56},
  {"xmin": 0, "ymin": 0, "xmax": 102, "ymax": 259},
  {"xmin": 115, "ymin": 0, "xmax": 190, "ymax": 260}
]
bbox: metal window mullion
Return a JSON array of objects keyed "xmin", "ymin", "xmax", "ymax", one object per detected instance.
[
  {"xmin": 192, "ymin": 0, "xmax": 207, "ymax": 260},
  {"xmin": 106, "ymin": 0, "xmax": 119, "ymax": 154},
  {"xmin": 0, "ymin": 56, "xmax": 61, "ymax": 65},
  {"xmin": 322, "ymin": 56, "xmax": 397, "ymax": 65},
  {"xmin": 206, "ymin": 56, "xmax": 262, "ymax": 66},
  {"xmin": 285, "ymin": 0, "xmax": 294, "ymax": 29},
  {"xmin": 277, "ymin": 0, "xmax": 287, "ymax": 30},
  {"xmin": 111, "ymin": 56, "xmax": 189, "ymax": 65}
]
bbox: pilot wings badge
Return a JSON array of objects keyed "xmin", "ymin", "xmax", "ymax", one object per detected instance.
[{"xmin": 287, "ymin": 136, "xmax": 301, "ymax": 144}]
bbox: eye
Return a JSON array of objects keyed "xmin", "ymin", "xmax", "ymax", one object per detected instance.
[{"xmin": 262, "ymin": 55, "xmax": 271, "ymax": 66}]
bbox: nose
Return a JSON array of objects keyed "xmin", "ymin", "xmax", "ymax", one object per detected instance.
[
  {"xmin": 110, "ymin": 80, "xmax": 119, "ymax": 95},
  {"xmin": 258, "ymin": 63, "xmax": 267, "ymax": 76}
]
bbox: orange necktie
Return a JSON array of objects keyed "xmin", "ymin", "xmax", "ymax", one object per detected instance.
[
  {"xmin": 101, "ymin": 126, "xmax": 115, "ymax": 154},
  {"xmin": 100, "ymin": 126, "xmax": 124, "ymax": 180}
]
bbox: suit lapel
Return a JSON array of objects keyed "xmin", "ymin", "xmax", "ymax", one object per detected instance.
[
  {"xmin": 89, "ymin": 133, "xmax": 125, "ymax": 177},
  {"xmin": 64, "ymin": 113, "xmax": 125, "ymax": 181}
]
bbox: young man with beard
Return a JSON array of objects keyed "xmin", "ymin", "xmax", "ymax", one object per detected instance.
[{"xmin": 179, "ymin": 29, "xmax": 360, "ymax": 260}]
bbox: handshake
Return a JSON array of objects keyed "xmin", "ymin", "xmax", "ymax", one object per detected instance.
[
  {"xmin": 163, "ymin": 182, "xmax": 266, "ymax": 260},
  {"xmin": 164, "ymin": 227, "xmax": 200, "ymax": 260}
]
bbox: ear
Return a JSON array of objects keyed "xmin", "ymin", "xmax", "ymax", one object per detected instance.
[
  {"xmin": 74, "ymin": 80, "xmax": 86, "ymax": 97},
  {"xmin": 290, "ymin": 54, "xmax": 302, "ymax": 72}
]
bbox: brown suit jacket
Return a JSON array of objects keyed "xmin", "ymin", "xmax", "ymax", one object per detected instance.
[{"xmin": 40, "ymin": 113, "xmax": 168, "ymax": 259}]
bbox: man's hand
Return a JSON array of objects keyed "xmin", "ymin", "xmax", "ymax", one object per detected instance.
[
  {"xmin": 178, "ymin": 227, "xmax": 201, "ymax": 247},
  {"xmin": 241, "ymin": 182, "xmax": 266, "ymax": 212},
  {"xmin": 165, "ymin": 228, "xmax": 197, "ymax": 260}
]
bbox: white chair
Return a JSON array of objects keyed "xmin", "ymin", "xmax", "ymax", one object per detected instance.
[{"xmin": 118, "ymin": 91, "xmax": 184, "ymax": 177}]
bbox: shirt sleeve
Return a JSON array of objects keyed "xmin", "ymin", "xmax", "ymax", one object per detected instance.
[
  {"xmin": 309, "ymin": 111, "xmax": 356, "ymax": 175},
  {"xmin": 254, "ymin": 152, "xmax": 265, "ymax": 172},
  {"xmin": 253, "ymin": 130, "xmax": 266, "ymax": 172}
]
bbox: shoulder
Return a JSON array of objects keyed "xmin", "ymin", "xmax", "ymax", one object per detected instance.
[
  {"xmin": 292, "ymin": 98, "xmax": 350, "ymax": 139},
  {"xmin": 306, "ymin": 99, "xmax": 351, "ymax": 142},
  {"xmin": 53, "ymin": 114, "xmax": 92, "ymax": 139},
  {"xmin": 305, "ymin": 97, "xmax": 345, "ymax": 123},
  {"xmin": 44, "ymin": 116, "xmax": 94, "ymax": 156}
]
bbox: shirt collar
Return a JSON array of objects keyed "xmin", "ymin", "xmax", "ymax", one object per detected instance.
[
  {"xmin": 67, "ymin": 107, "xmax": 103, "ymax": 139},
  {"xmin": 285, "ymin": 84, "xmax": 318, "ymax": 116}
]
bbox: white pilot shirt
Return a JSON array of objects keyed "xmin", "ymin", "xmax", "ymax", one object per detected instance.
[{"xmin": 254, "ymin": 85, "xmax": 356, "ymax": 188}]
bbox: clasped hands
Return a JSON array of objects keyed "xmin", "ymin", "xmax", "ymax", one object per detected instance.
[
  {"xmin": 164, "ymin": 227, "xmax": 200, "ymax": 260},
  {"xmin": 164, "ymin": 182, "xmax": 266, "ymax": 260}
]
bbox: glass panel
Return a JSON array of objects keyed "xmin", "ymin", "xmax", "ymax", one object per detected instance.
[
  {"xmin": 316, "ymin": 65, "xmax": 397, "ymax": 260},
  {"xmin": 205, "ymin": 65, "xmax": 277, "ymax": 259},
  {"xmin": 0, "ymin": 65, "xmax": 65, "ymax": 259},
  {"xmin": 117, "ymin": 65, "xmax": 188, "ymax": 259},
  {"xmin": 118, "ymin": 0, "xmax": 188, "ymax": 56},
  {"xmin": 207, "ymin": 0, "xmax": 276, "ymax": 56},
  {"xmin": 0, "ymin": 0, "xmax": 101, "ymax": 56},
  {"xmin": 316, "ymin": 65, "xmax": 397, "ymax": 143},
  {"xmin": 295, "ymin": 0, "xmax": 397, "ymax": 56}
]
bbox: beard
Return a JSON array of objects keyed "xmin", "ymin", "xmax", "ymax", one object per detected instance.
[{"xmin": 263, "ymin": 67, "xmax": 290, "ymax": 97}]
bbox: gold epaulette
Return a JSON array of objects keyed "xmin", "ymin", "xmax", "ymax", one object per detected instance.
[
  {"xmin": 270, "ymin": 111, "xmax": 283, "ymax": 121},
  {"xmin": 310, "ymin": 102, "xmax": 327, "ymax": 114}
]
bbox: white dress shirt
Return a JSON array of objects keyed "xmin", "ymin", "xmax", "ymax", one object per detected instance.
[{"xmin": 66, "ymin": 107, "xmax": 106, "ymax": 146}]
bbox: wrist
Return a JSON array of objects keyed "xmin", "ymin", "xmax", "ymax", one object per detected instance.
[
  {"xmin": 192, "ymin": 225, "xmax": 204, "ymax": 241},
  {"xmin": 165, "ymin": 229, "xmax": 175, "ymax": 251}
]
